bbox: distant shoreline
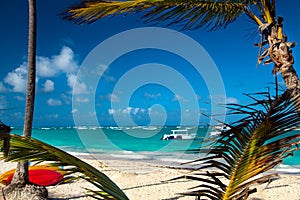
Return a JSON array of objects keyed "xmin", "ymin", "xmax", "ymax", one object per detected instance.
[{"xmin": 7, "ymin": 126, "xmax": 300, "ymax": 175}]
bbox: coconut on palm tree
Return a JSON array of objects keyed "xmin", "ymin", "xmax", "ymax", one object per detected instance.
[{"xmin": 62, "ymin": 0, "xmax": 300, "ymax": 102}]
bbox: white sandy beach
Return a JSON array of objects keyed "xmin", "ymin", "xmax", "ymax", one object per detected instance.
[{"xmin": 1, "ymin": 159, "xmax": 300, "ymax": 200}]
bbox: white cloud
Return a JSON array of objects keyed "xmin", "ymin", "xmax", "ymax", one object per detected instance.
[
  {"xmin": 47, "ymin": 98, "xmax": 62, "ymax": 106},
  {"xmin": 4, "ymin": 63, "xmax": 27, "ymax": 93},
  {"xmin": 94, "ymin": 64, "xmax": 115, "ymax": 82},
  {"xmin": 132, "ymin": 108, "xmax": 146, "ymax": 115},
  {"xmin": 53, "ymin": 46, "xmax": 78, "ymax": 74},
  {"xmin": 37, "ymin": 46, "xmax": 78, "ymax": 77},
  {"xmin": 67, "ymin": 74, "xmax": 88, "ymax": 94},
  {"xmin": 145, "ymin": 92, "xmax": 161, "ymax": 99},
  {"xmin": 122, "ymin": 107, "xmax": 132, "ymax": 114},
  {"xmin": 108, "ymin": 108, "xmax": 116, "ymax": 115},
  {"xmin": 37, "ymin": 57, "xmax": 56, "ymax": 77},
  {"xmin": 226, "ymin": 97, "xmax": 239, "ymax": 104},
  {"xmin": 60, "ymin": 93, "xmax": 71, "ymax": 105},
  {"xmin": 42, "ymin": 80, "xmax": 54, "ymax": 92},
  {"xmin": 37, "ymin": 46, "xmax": 83, "ymax": 94},
  {"xmin": 108, "ymin": 93, "xmax": 121, "ymax": 102},
  {"xmin": 75, "ymin": 97, "xmax": 89, "ymax": 103},
  {"xmin": 95, "ymin": 64, "xmax": 107, "ymax": 76},
  {"xmin": 100, "ymin": 93, "xmax": 122, "ymax": 102},
  {"xmin": 108, "ymin": 107, "xmax": 147, "ymax": 116},
  {"xmin": 210, "ymin": 95, "xmax": 239, "ymax": 105},
  {"xmin": 172, "ymin": 94, "xmax": 189, "ymax": 102},
  {"xmin": 2, "ymin": 46, "xmax": 80, "ymax": 94},
  {"xmin": 200, "ymin": 107, "xmax": 208, "ymax": 112},
  {"xmin": 71, "ymin": 109, "xmax": 78, "ymax": 114}
]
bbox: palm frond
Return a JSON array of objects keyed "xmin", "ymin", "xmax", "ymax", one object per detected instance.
[
  {"xmin": 261, "ymin": 0, "xmax": 275, "ymax": 23},
  {"xmin": 0, "ymin": 135, "xmax": 129, "ymax": 200},
  {"xmin": 62, "ymin": 0, "xmax": 254, "ymax": 31},
  {"xmin": 182, "ymin": 89, "xmax": 300, "ymax": 200}
]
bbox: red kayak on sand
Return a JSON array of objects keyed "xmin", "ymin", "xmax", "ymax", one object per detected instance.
[
  {"xmin": 0, "ymin": 165, "xmax": 66, "ymax": 186},
  {"xmin": 6, "ymin": 169, "xmax": 64, "ymax": 186}
]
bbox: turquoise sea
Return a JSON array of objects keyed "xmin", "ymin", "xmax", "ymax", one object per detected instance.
[{"xmin": 11, "ymin": 126, "xmax": 300, "ymax": 173}]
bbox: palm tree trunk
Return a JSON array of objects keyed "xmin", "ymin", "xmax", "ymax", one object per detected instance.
[
  {"xmin": 24, "ymin": 0, "xmax": 37, "ymax": 138},
  {"xmin": 10, "ymin": 0, "xmax": 37, "ymax": 186},
  {"xmin": 2, "ymin": 1, "xmax": 47, "ymax": 198},
  {"xmin": 263, "ymin": 18, "xmax": 300, "ymax": 105}
]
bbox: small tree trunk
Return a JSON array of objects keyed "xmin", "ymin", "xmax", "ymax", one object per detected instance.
[
  {"xmin": 24, "ymin": 0, "xmax": 37, "ymax": 138},
  {"xmin": 3, "ymin": 1, "xmax": 48, "ymax": 199},
  {"xmin": 10, "ymin": 0, "xmax": 37, "ymax": 186}
]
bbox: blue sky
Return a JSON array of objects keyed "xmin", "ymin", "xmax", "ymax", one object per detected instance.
[{"xmin": 1, "ymin": 0, "xmax": 300, "ymax": 127}]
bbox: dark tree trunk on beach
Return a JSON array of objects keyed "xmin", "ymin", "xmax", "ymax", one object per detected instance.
[
  {"xmin": 2, "ymin": 0, "xmax": 48, "ymax": 199},
  {"xmin": 0, "ymin": 122, "xmax": 11, "ymax": 156}
]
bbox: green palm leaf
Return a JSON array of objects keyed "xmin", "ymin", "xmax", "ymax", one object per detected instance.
[
  {"xmin": 0, "ymin": 135, "xmax": 129, "ymax": 200},
  {"xmin": 62, "ymin": 0, "xmax": 259, "ymax": 30},
  {"xmin": 176, "ymin": 90, "xmax": 300, "ymax": 200}
]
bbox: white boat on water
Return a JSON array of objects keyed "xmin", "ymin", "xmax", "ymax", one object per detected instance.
[
  {"xmin": 161, "ymin": 129, "xmax": 196, "ymax": 140},
  {"xmin": 210, "ymin": 123, "xmax": 231, "ymax": 136},
  {"xmin": 109, "ymin": 126, "xmax": 122, "ymax": 131}
]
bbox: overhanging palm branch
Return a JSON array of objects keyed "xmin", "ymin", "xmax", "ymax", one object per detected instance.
[
  {"xmin": 172, "ymin": 89, "xmax": 300, "ymax": 200},
  {"xmin": 62, "ymin": 0, "xmax": 266, "ymax": 30},
  {"xmin": 0, "ymin": 135, "xmax": 129, "ymax": 200}
]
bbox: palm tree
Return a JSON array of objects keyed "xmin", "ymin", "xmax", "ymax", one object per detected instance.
[
  {"xmin": 62, "ymin": 0, "xmax": 300, "ymax": 106},
  {"xmin": 2, "ymin": 0, "xmax": 47, "ymax": 199}
]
